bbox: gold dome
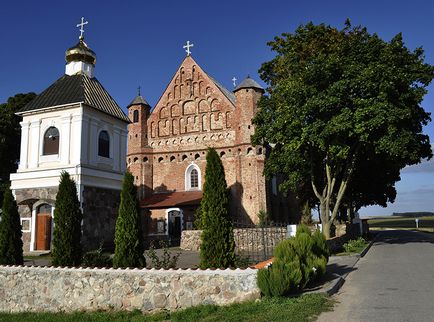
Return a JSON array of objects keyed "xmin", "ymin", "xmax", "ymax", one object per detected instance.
[{"xmin": 65, "ymin": 38, "xmax": 96, "ymax": 65}]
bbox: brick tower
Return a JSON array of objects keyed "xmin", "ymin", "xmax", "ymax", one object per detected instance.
[{"xmin": 127, "ymin": 94, "xmax": 152, "ymax": 199}]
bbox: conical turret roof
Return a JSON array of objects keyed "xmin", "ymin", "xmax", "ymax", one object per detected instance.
[{"xmin": 233, "ymin": 76, "xmax": 264, "ymax": 92}]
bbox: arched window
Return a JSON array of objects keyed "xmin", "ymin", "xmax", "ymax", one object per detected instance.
[
  {"xmin": 190, "ymin": 169, "xmax": 198, "ymax": 188},
  {"xmin": 43, "ymin": 127, "xmax": 59, "ymax": 155},
  {"xmin": 133, "ymin": 110, "xmax": 139, "ymax": 123},
  {"xmin": 98, "ymin": 130, "xmax": 110, "ymax": 158},
  {"xmin": 185, "ymin": 164, "xmax": 201, "ymax": 191}
]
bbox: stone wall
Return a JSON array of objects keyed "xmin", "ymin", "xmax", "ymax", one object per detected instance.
[
  {"xmin": 0, "ymin": 265, "xmax": 259, "ymax": 313},
  {"xmin": 180, "ymin": 227, "xmax": 288, "ymax": 252},
  {"xmin": 81, "ymin": 186, "xmax": 121, "ymax": 250}
]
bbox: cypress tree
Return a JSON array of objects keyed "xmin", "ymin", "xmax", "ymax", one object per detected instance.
[
  {"xmin": 52, "ymin": 171, "xmax": 83, "ymax": 266},
  {"xmin": 200, "ymin": 148, "xmax": 236, "ymax": 268},
  {"xmin": 113, "ymin": 172, "xmax": 145, "ymax": 268},
  {"xmin": 0, "ymin": 186, "xmax": 23, "ymax": 265}
]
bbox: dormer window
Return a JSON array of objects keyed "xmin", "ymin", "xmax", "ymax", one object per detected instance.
[
  {"xmin": 98, "ymin": 130, "xmax": 110, "ymax": 158},
  {"xmin": 43, "ymin": 127, "xmax": 59, "ymax": 155}
]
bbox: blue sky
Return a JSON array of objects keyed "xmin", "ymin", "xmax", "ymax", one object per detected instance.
[{"xmin": 1, "ymin": 0, "xmax": 433, "ymax": 216}]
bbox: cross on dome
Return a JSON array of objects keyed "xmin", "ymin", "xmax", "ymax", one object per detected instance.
[
  {"xmin": 137, "ymin": 86, "xmax": 141, "ymax": 96},
  {"xmin": 76, "ymin": 17, "xmax": 88, "ymax": 40},
  {"xmin": 183, "ymin": 41, "xmax": 194, "ymax": 56},
  {"xmin": 232, "ymin": 77, "xmax": 237, "ymax": 87}
]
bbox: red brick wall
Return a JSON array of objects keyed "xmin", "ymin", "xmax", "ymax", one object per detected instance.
[{"xmin": 127, "ymin": 56, "xmax": 296, "ymax": 226}]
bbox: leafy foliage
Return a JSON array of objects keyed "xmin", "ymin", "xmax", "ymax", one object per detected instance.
[
  {"xmin": 199, "ymin": 148, "xmax": 236, "ymax": 268},
  {"xmin": 113, "ymin": 172, "xmax": 145, "ymax": 268},
  {"xmin": 52, "ymin": 172, "xmax": 83, "ymax": 266},
  {"xmin": 0, "ymin": 93, "xmax": 36, "ymax": 203},
  {"xmin": 146, "ymin": 240, "xmax": 180, "ymax": 269},
  {"xmin": 343, "ymin": 237, "xmax": 368, "ymax": 253},
  {"xmin": 253, "ymin": 21, "xmax": 434, "ymax": 238},
  {"xmin": 257, "ymin": 225, "xmax": 329, "ymax": 296},
  {"xmin": 82, "ymin": 242, "xmax": 112, "ymax": 268},
  {"xmin": 0, "ymin": 186, "xmax": 23, "ymax": 265}
]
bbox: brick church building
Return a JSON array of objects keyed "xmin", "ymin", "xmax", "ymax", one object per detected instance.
[{"xmin": 127, "ymin": 50, "xmax": 297, "ymax": 243}]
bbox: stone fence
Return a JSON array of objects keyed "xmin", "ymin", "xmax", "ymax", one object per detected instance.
[
  {"xmin": 181, "ymin": 227, "xmax": 288, "ymax": 252},
  {"xmin": 0, "ymin": 265, "xmax": 259, "ymax": 313}
]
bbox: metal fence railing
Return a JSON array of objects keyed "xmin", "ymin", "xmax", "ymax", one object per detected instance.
[{"xmin": 232, "ymin": 221, "xmax": 289, "ymax": 263}]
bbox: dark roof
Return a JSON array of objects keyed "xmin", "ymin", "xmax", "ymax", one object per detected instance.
[
  {"xmin": 140, "ymin": 191, "xmax": 203, "ymax": 209},
  {"xmin": 233, "ymin": 76, "xmax": 264, "ymax": 92},
  {"xmin": 207, "ymin": 74, "xmax": 236, "ymax": 105},
  {"xmin": 128, "ymin": 95, "xmax": 150, "ymax": 108},
  {"xmin": 18, "ymin": 74, "xmax": 129, "ymax": 122}
]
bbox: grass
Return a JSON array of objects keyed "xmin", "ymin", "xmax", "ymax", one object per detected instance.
[
  {"xmin": 334, "ymin": 237, "xmax": 369, "ymax": 256},
  {"xmin": 0, "ymin": 294, "xmax": 332, "ymax": 322},
  {"xmin": 368, "ymin": 216, "xmax": 434, "ymax": 230}
]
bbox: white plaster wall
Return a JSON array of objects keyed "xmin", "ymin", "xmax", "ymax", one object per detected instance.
[{"xmin": 10, "ymin": 103, "xmax": 128, "ymax": 194}]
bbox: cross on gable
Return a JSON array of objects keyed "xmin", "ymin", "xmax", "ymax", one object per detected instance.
[
  {"xmin": 183, "ymin": 41, "xmax": 194, "ymax": 56},
  {"xmin": 77, "ymin": 17, "xmax": 88, "ymax": 39},
  {"xmin": 232, "ymin": 77, "xmax": 237, "ymax": 87}
]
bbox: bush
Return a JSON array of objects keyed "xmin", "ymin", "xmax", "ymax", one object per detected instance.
[
  {"xmin": 146, "ymin": 240, "xmax": 180, "ymax": 269},
  {"xmin": 82, "ymin": 243, "xmax": 112, "ymax": 268},
  {"xmin": 52, "ymin": 171, "xmax": 82, "ymax": 267},
  {"xmin": 113, "ymin": 172, "xmax": 145, "ymax": 268},
  {"xmin": 343, "ymin": 237, "xmax": 367, "ymax": 253},
  {"xmin": 257, "ymin": 225, "xmax": 329, "ymax": 296},
  {"xmin": 0, "ymin": 186, "xmax": 23, "ymax": 265}
]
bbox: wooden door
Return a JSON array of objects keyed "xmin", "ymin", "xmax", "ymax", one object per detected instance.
[{"xmin": 36, "ymin": 214, "xmax": 52, "ymax": 250}]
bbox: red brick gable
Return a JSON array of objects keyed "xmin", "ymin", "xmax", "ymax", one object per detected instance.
[{"xmin": 148, "ymin": 55, "xmax": 235, "ymax": 140}]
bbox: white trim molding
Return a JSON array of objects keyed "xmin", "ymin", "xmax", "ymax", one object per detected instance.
[{"xmin": 184, "ymin": 163, "xmax": 201, "ymax": 191}]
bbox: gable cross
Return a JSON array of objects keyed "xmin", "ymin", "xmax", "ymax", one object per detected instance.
[
  {"xmin": 183, "ymin": 41, "xmax": 194, "ymax": 56},
  {"xmin": 232, "ymin": 77, "xmax": 237, "ymax": 87},
  {"xmin": 77, "ymin": 17, "xmax": 88, "ymax": 39}
]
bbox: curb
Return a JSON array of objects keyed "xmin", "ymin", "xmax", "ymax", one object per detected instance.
[{"xmin": 323, "ymin": 273, "xmax": 345, "ymax": 296}]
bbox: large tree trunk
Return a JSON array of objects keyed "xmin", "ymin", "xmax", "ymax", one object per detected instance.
[{"xmin": 312, "ymin": 163, "xmax": 350, "ymax": 239}]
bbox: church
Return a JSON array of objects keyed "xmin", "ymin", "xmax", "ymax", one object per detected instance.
[
  {"xmin": 10, "ymin": 19, "xmax": 297, "ymax": 252},
  {"xmin": 10, "ymin": 19, "xmax": 129, "ymax": 252},
  {"xmin": 127, "ymin": 42, "xmax": 296, "ymax": 244}
]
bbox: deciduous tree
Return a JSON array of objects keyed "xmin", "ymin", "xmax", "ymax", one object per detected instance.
[
  {"xmin": 253, "ymin": 21, "xmax": 433, "ymax": 238},
  {"xmin": 0, "ymin": 93, "xmax": 36, "ymax": 203}
]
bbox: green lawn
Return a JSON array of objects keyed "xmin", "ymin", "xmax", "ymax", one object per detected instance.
[
  {"xmin": 0, "ymin": 294, "xmax": 332, "ymax": 322},
  {"xmin": 368, "ymin": 216, "xmax": 434, "ymax": 230}
]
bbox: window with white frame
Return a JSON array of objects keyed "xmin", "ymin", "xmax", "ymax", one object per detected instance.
[{"xmin": 185, "ymin": 164, "xmax": 201, "ymax": 191}]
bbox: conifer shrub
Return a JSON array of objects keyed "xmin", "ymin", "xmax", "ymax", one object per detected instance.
[
  {"xmin": 113, "ymin": 172, "xmax": 145, "ymax": 268},
  {"xmin": 257, "ymin": 225, "xmax": 329, "ymax": 296},
  {"xmin": 0, "ymin": 186, "xmax": 23, "ymax": 265},
  {"xmin": 199, "ymin": 148, "xmax": 236, "ymax": 268},
  {"xmin": 52, "ymin": 171, "xmax": 83, "ymax": 266}
]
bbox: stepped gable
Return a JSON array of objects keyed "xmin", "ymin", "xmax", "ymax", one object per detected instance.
[
  {"xmin": 148, "ymin": 55, "xmax": 236, "ymax": 139},
  {"xmin": 18, "ymin": 74, "xmax": 129, "ymax": 123}
]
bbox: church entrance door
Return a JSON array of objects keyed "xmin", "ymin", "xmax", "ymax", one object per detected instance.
[
  {"xmin": 168, "ymin": 210, "xmax": 182, "ymax": 246},
  {"xmin": 36, "ymin": 204, "xmax": 52, "ymax": 251}
]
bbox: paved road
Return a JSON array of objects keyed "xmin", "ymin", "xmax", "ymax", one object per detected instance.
[{"xmin": 317, "ymin": 230, "xmax": 434, "ymax": 322}]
